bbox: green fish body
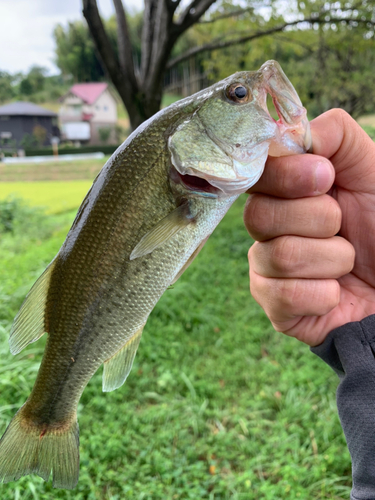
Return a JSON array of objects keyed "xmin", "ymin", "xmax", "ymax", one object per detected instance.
[{"xmin": 0, "ymin": 61, "xmax": 311, "ymax": 489}]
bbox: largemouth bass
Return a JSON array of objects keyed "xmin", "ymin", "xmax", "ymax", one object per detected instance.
[{"xmin": 0, "ymin": 61, "xmax": 311, "ymax": 489}]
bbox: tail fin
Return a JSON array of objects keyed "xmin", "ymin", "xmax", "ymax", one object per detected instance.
[{"xmin": 0, "ymin": 407, "xmax": 79, "ymax": 489}]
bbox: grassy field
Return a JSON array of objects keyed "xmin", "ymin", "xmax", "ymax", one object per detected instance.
[
  {"xmin": 0, "ymin": 157, "xmax": 109, "ymax": 183},
  {"xmin": 0, "ymin": 161, "xmax": 352, "ymax": 499},
  {"xmin": 0, "ymin": 181, "xmax": 93, "ymax": 214},
  {"xmin": 0, "ymin": 156, "xmax": 109, "ymax": 214}
]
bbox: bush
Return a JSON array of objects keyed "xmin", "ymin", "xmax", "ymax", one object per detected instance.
[
  {"xmin": 22, "ymin": 144, "xmax": 122, "ymax": 157},
  {"xmin": 0, "ymin": 197, "xmax": 53, "ymax": 242}
]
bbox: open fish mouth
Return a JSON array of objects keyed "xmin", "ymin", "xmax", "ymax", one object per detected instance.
[
  {"xmin": 170, "ymin": 165, "xmax": 222, "ymax": 198},
  {"xmin": 171, "ymin": 141, "xmax": 270, "ymax": 197},
  {"xmin": 259, "ymin": 60, "xmax": 311, "ymax": 157}
]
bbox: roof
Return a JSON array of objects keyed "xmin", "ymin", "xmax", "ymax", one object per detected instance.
[
  {"xmin": 69, "ymin": 83, "xmax": 108, "ymax": 105},
  {"xmin": 0, "ymin": 101, "xmax": 57, "ymax": 117}
]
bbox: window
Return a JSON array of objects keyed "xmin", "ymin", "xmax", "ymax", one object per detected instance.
[
  {"xmin": 0, "ymin": 131, "xmax": 12, "ymax": 139},
  {"xmin": 104, "ymin": 106, "xmax": 108, "ymax": 111},
  {"xmin": 71, "ymin": 105, "xmax": 82, "ymax": 116}
]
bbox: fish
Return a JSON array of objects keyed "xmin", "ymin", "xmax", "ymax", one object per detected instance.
[{"xmin": 0, "ymin": 60, "xmax": 311, "ymax": 489}]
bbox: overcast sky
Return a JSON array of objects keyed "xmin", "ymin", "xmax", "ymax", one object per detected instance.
[{"xmin": 0, "ymin": 0, "xmax": 140, "ymax": 75}]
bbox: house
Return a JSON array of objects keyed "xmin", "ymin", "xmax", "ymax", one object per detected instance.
[
  {"xmin": 0, "ymin": 102, "xmax": 59, "ymax": 150},
  {"xmin": 59, "ymin": 83, "xmax": 118, "ymax": 145}
]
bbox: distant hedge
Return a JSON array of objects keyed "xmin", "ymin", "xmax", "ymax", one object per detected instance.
[
  {"xmin": 1, "ymin": 144, "xmax": 122, "ymax": 158},
  {"xmin": 24, "ymin": 144, "xmax": 122, "ymax": 157}
]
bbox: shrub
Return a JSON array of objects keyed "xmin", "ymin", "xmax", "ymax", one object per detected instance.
[
  {"xmin": 22, "ymin": 144, "xmax": 122, "ymax": 157},
  {"xmin": 0, "ymin": 197, "xmax": 52, "ymax": 242}
]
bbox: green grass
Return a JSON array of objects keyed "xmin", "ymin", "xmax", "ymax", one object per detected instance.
[
  {"xmin": 0, "ymin": 181, "xmax": 92, "ymax": 214},
  {"xmin": 0, "ymin": 157, "xmax": 109, "ymax": 183},
  {"xmin": 0, "ymin": 188, "xmax": 351, "ymax": 499},
  {"xmin": 162, "ymin": 94, "xmax": 182, "ymax": 108}
]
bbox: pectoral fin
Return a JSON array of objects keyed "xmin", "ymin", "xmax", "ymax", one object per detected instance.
[
  {"xmin": 130, "ymin": 202, "xmax": 193, "ymax": 260},
  {"xmin": 102, "ymin": 324, "xmax": 145, "ymax": 392},
  {"xmin": 9, "ymin": 258, "xmax": 57, "ymax": 355}
]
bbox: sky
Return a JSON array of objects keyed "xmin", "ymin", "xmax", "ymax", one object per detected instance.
[{"xmin": 0, "ymin": 0, "xmax": 141, "ymax": 75}]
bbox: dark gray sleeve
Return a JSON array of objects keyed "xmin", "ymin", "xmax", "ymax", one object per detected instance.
[{"xmin": 311, "ymin": 314, "xmax": 375, "ymax": 500}]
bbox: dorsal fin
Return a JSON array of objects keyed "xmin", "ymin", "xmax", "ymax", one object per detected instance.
[
  {"xmin": 9, "ymin": 258, "xmax": 57, "ymax": 355},
  {"xmin": 102, "ymin": 324, "xmax": 145, "ymax": 392}
]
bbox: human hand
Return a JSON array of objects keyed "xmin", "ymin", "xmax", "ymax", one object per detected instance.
[{"xmin": 244, "ymin": 109, "xmax": 375, "ymax": 346}]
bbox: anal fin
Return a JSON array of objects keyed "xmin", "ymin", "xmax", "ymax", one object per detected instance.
[
  {"xmin": 9, "ymin": 258, "xmax": 57, "ymax": 355},
  {"xmin": 102, "ymin": 324, "xmax": 145, "ymax": 392}
]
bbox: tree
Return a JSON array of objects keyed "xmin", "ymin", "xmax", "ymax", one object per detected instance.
[
  {"xmin": 19, "ymin": 66, "xmax": 48, "ymax": 98},
  {"xmin": 83, "ymin": 0, "xmax": 221, "ymax": 129},
  {"xmin": 83, "ymin": 0, "xmax": 375, "ymax": 130},
  {"xmin": 0, "ymin": 72, "xmax": 16, "ymax": 103},
  {"xmin": 195, "ymin": 5, "xmax": 375, "ymax": 119},
  {"xmin": 54, "ymin": 22, "xmax": 107, "ymax": 82}
]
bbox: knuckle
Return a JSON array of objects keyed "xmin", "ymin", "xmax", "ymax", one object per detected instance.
[
  {"xmin": 329, "ymin": 108, "xmax": 354, "ymax": 128},
  {"xmin": 269, "ymin": 236, "xmax": 299, "ymax": 275},
  {"xmin": 244, "ymin": 194, "xmax": 275, "ymax": 240},
  {"xmin": 320, "ymin": 196, "xmax": 342, "ymax": 234},
  {"xmin": 248, "ymin": 241, "xmax": 260, "ymax": 266},
  {"xmin": 249, "ymin": 273, "xmax": 265, "ymax": 306},
  {"xmin": 320, "ymin": 280, "xmax": 340, "ymax": 312},
  {"xmin": 275, "ymin": 279, "xmax": 299, "ymax": 312},
  {"xmin": 348, "ymin": 243, "xmax": 356, "ymax": 270},
  {"xmin": 338, "ymin": 238, "xmax": 356, "ymax": 274}
]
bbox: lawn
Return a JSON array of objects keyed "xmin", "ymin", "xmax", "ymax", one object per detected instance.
[
  {"xmin": 0, "ymin": 177, "xmax": 351, "ymax": 499},
  {"xmin": 0, "ymin": 157, "xmax": 109, "ymax": 183},
  {"xmin": 0, "ymin": 181, "xmax": 93, "ymax": 214}
]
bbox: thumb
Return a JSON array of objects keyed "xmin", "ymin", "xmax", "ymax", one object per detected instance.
[{"xmin": 311, "ymin": 109, "xmax": 375, "ymax": 193}]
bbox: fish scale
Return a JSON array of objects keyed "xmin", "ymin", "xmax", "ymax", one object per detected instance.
[{"xmin": 0, "ymin": 60, "xmax": 311, "ymax": 489}]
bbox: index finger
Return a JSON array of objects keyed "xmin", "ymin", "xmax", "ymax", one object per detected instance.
[{"xmin": 247, "ymin": 152, "xmax": 334, "ymax": 199}]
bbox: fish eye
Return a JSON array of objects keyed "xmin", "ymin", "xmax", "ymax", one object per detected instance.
[{"xmin": 226, "ymin": 84, "xmax": 250, "ymax": 103}]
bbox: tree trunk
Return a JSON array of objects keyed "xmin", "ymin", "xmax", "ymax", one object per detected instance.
[{"xmin": 83, "ymin": 0, "xmax": 217, "ymax": 131}]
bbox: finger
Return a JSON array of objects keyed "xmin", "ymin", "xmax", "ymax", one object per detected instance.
[
  {"xmin": 249, "ymin": 269, "xmax": 340, "ymax": 336},
  {"xmin": 247, "ymin": 154, "xmax": 335, "ymax": 198},
  {"xmin": 250, "ymin": 236, "xmax": 355, "ymax": 279},
  {"xmin": 244, "ymin": 194, "xmax": 341, "ymax": 241},
  {"xmin": 311, "ymin": 109, "xmax": 375, "ymax": 192}
]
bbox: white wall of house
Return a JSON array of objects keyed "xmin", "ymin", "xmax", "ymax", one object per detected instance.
[
  {"xmin": 59, "ymin": 90, "xmax": 117, "ymax": 124},
  {"xmin": 59, "ymin": 88, "xmax": 118, "ymax": 144},
  {"xmin": 89, "ymin": 90, "xmax": 117, "ymax": 123},
  {"xmin": 59, "ymin": 95, "xmax": 84, "ymax": 118}
]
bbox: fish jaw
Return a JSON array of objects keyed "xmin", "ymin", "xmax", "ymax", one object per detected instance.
[
  {"xmin": 259, "ymin": 60, "xmax": 312, "ymax": 156},
  {"xmin": 188, "ymin": 142, "xmax": 270, "ymax": 196}
]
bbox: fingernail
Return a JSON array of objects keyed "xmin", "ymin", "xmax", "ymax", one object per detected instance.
[{"xmin": 315, "ymin": 161, "xmax": 333, "ymax": 194}]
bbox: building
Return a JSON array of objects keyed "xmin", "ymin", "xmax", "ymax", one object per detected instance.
[
  {"xmin": 0, "ymin": 102, "xmax": 59, "ymax": 150},
  {"xmin": 59, "ymin": 83, "xmax": 118, "ymax": 145}
]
